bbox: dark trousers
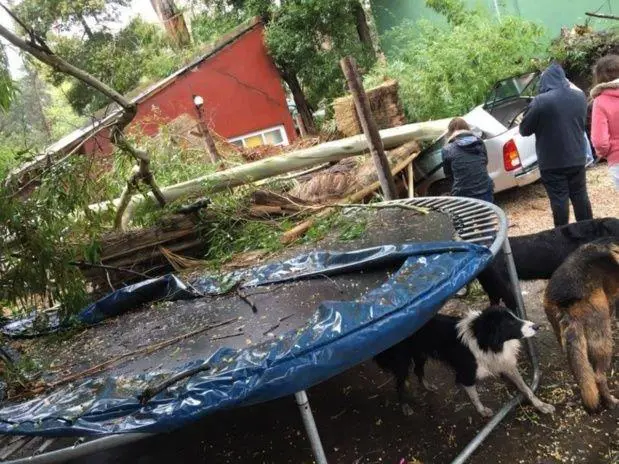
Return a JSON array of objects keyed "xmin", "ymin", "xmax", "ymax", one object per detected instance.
[
  {"xmin": 540, "ymin": 166, "xmax": 593, "ymax": 227},
  {"xmin": 455, "ymin": 189, "xmax": 494, "ymax": 204},
  {"xmin": 475, "ymin": 189, "xmax": 494, "ymax": 204}
]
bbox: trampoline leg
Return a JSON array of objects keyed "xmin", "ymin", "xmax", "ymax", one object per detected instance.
[
  {"xmin": 295, "ymin": 390, "xmax": 328, "ymax": 464},
  {"xmin": 450, "ymin": 237, "xmax": 541, "ymax": 464}
]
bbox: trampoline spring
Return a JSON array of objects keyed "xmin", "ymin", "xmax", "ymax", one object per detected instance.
[
  {"xmin": 467, "ymin": 235, "xmax": 494, "ymax": 243},
  {"xmin": 458, "ymin": 222, "xmax": 499, "ymax": 233},
  {"xmin": 459, "ymin": 229, "xmax": 497, "ymax": 239},
  {"xmin": 0, "ymin": 436, "xmax": 33, "ymax": 460},
  {"xmin": 459, "ymin": 213, "xmax": 497, "ymax": 225},
  {"xmin": 448, "ymin": 204, "xmax": 487, "ymax": 215}
]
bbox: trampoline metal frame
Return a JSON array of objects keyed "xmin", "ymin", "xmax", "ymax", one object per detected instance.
[{"xmin": 2, "ymin": 197, "xmax": 539, "ymax": 464}]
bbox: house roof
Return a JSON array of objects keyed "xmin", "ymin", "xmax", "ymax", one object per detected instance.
[{"xmin": 9, "ymin": 16, "xmax": 264, "ymax": 181}]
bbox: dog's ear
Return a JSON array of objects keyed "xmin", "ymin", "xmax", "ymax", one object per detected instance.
[
  {"xmin": 474, "ymin": 317, "xmax": 506, "ymax": 353},
  {"xmin": 562, "ymin": 221, "xmax": 594, "ymax": 241}
]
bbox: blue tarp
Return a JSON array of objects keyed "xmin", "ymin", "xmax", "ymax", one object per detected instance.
[
  {"xmin": 1, "ymin": 275, "xmax": 202, "ymax": 338},
  {"xmin": 0, "ymin": 242, "xmax": 492, "ymax": 436}
]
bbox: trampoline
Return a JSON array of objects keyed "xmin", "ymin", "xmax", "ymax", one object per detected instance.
[{"xmin": 0, "ymin": 197, "xmax": 539, "ymax": 464}]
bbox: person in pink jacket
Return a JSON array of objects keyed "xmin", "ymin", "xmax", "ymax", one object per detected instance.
[{"xmin": 591, "ymin": 55, "xmax": 619, "ymax": 190}]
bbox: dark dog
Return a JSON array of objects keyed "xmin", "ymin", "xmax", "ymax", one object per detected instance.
[
  {"xmin": 544, "ymin": 238, "xmax": 619, "ymax": 413},
  {"xmin": 478, "ymin": 218, "xmax": 619, "ymax": 309},
  {"xmin": 374, "ymin": 306, "xmax": 555, "ymax": 417}
]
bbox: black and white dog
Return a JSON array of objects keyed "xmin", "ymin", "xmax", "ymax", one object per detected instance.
[{"xmin": 374, "ymin": 306, "xmax": 555, "ymax": 417}]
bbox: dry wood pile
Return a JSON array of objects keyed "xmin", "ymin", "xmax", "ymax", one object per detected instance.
[
  {"xmin": 78, "ymin": 212, "xmax": 210, "ymax": 291},
  {"xmin": 288, "ymin": 140, "xmax": 419, "ymax": 204},
  {"xmin": 333, "ymin": 79, "xmax": 406, "ymax": 137},
  {"xmin": 248, "ymin": 190, "xmax": 311, "ymax": 217}
]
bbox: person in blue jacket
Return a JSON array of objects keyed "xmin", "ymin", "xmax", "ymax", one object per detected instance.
[
  {"xmin": 441, "ymin": 117, "xmax": 494, "ymax": 203},
  {"xmin": 519, "ymin": 62, "xmax": 593, "ymax": 227}
]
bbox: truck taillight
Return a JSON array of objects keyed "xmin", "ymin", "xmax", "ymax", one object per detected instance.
[{"xmin": 503, "ymin": 139, "xmax": 521, "ymax": 172}]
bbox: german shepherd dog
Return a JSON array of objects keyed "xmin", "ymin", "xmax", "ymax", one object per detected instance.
[
  {"xmin": 374, "ymin": 306, "xmax": 555, "ymax": 417},
  {"xmin": 478, "ymin": 218, "xmax": 619, "ymax": 309},
  {"xmin": 544, "ymin": 238, "xmax": 619, "ymax": 412}
]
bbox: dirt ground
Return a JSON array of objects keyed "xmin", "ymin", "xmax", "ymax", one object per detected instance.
[{"xmin": 9, "ymin": 164, "xmax": 619, "ymax": 464}]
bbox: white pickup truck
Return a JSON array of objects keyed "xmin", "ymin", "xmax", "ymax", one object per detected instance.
[{"xmin": 414, "ymin": 72, "xmax": 541, "ymax": 196}]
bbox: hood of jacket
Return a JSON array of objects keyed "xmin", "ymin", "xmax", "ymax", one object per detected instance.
[
  {"xmin": 447, "ymin": 131, "xmax": 484, "ymax": 153},
  {"xmin": 539, "ymin": 63, "xmax": 569, "ymax": 94},
  {"xmin": 590, "ymin": 78, "xmax": 619, "ymax": 99}
]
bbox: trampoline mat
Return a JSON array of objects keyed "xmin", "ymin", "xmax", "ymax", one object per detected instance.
[
  {"xmin": 0, "ymin": 208, "xmax": 493, "ymax": 436},
  {"xmin": 31, "ymin": 209, "xmax": 456, "ymax": 381}
]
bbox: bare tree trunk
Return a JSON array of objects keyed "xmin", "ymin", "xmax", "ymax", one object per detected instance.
[
  {"xmin": 353, "ymin": 1, "xmax": 376, "ymax": 61},
  {"xmin": 355, "ymin": 1, "xmax": 385, "ymax": 63},
  {"xmin": 89, "ymin": 118, "xmax": 451, "ymax": 219},
  {"xmin": 280, "ymin": 68, "xmax": 316, "ymax": 135},
  {"xmin": 77, "ymin": 14, "xmax": 94, "ymax": 40},
  {"xmin": 150, "ymin": 0, "xmax": 191, "ymax": 48}
]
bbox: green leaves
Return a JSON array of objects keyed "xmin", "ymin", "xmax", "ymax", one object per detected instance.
[
  {"xmin": 551, "ymin": 28, "xmax": 619, "ymax": 79},
  {"xmin": 15, "ymin": 0, "xmax": 130, "ymax": 37},
  {"xmin": 265, "ymin": 0, "xmax": 375, "ymax": 108},
  {"xmin": 0, "ymin": 46, "xmax": 15, "ymax": 112},
  {"xmin": 367, "ymin": 2, "xmax": 547, "ymax": 122},
  {"xmin": 0, "ymin": 156, "xmax": 106, "ymax": 319}
]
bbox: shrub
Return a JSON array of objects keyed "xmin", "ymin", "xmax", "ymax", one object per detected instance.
[
  {"xmin": 366, "ymin": 1, "xmax": 547, "ymax": 122},
  {"xmin": 0, "ymin": 156, "xmax": 111, "ymax": 320},
  {"xmin": 550, "ymin": 27, "xmax": 619, "ymax": 91}
]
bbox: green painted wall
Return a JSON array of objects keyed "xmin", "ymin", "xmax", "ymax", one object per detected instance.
[{"xmin": 373, "ymin": 0, "xmax": 618, "ymax": 38}]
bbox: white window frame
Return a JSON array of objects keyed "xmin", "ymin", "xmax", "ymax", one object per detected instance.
[{"xmin": 228, "ymin": 125, "xmax": 289, "ymax": 148}]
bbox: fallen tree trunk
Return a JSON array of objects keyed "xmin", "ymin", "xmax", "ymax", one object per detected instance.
[{"xmin": 88, "ymin": 119, "xmax": 450, "ymax": 225}]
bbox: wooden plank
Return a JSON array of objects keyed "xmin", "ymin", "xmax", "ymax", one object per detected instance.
[{"xmin": 407, "ymin": 163, "xmax": 415, "ymax": 198}]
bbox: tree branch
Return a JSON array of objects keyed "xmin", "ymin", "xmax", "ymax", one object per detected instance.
[
  {"xmin": 585, "ymin": 12, "xmax": 619, "ymax": 20},
  {"xmin": 113, "ymin": 132, "xmax": 167, "ymax": 230},
  {"xmin": 0, "ymin": 22, "xmax": 135, "ymax": 114}
]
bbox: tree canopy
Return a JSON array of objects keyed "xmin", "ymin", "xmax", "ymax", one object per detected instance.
[
  {"xmin": 15, "ymin": 0, "xmax": 130, "ymax": 38},
  {"xmin": 14, "ymin": 0, "xmax": 185, "ymax": 115}
]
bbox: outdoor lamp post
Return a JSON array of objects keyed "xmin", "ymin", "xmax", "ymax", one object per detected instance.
[
  {"xmin": 193, "ymin": 94, "xmax": 204, "ymax": 109},
  {"xmin": 191, "ymin": 94, "xmax": 220, "ymax": 163}
]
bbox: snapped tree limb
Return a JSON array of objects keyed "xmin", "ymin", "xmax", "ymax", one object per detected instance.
[{"xmin": 91, "ymin": 118, "xmax": 450, "ymax": 226}]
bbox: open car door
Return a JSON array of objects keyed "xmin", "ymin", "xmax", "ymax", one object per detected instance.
[{"xmin": 483, "ymin": 71, "xmax": 540, "ymax": 112}]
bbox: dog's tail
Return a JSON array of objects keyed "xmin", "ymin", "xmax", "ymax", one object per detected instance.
[{"xmin": 561, "ymin": 317, "xmax": 599, "ymax": 412}]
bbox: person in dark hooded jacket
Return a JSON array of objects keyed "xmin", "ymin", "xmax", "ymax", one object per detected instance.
[
  {"xmin": 441, "ymin": 117, "xmax": 494, "ymax": 203},
  {"xmin": 519, "ymin": 62, "xmax": 593, "ymax": 227}
]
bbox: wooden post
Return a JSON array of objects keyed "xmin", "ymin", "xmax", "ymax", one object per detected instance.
[
  {"xmin": 340, "ymin": 56, "xmax": 397, "ymax": 200},
  {"xmin": 193, "ymin": 95, "xmax": 220, "ymax": 164},
  {"xmin": 295, "ymin": 113, "xmax": 308, "ymax": 138},
  {"xmin": 407, "ymin": 163, "xmax": 415, "ymax": 198}
]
